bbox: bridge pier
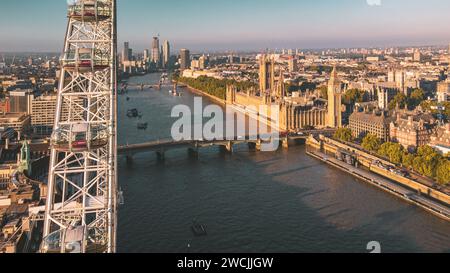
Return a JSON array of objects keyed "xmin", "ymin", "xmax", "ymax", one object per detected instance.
[
  {"xmin": 225, "ymin": 141, "xmax": 234, "ymax": 153},
  {"xmin": 282, "ymin": 137, "xmax": 289, "ymax": 149},
  {"xmin": 156, "ymin": 150, "xmax": 165, "ymax": 162},
  {"xmin": 255, "ymin": 139, "xmax": 262, "ymax": 151},
  {"xmin": 126, "ymin": 155, "xmax": 133, "ymax": 164},
  {"xmin": 188, "ymin": 148, "xmax": 199, "ymax": 159},
  {"xmin": 248, "ymin": 142, "xmax": 257, "ymax": 151}
]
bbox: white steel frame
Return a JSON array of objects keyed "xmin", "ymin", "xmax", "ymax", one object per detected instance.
[{"xmin": 43, "ymin": 0, "xmax": 118, "ymax": 253}]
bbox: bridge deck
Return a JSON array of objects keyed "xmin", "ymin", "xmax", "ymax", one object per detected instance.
[{"xmin": 117, "ymin": 129, "xmax": 335, "ymax": 155}]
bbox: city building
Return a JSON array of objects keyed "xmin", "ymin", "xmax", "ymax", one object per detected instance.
[
  {"xmin": 180, "ymin": 49, "xmax": 190, "ymax": 70},
  {"xmin": 430, "ymin": 123, "xmax": 450, "ymax": 156},
  {"xmin": 143, "ymin": 49, "xmax": 149, "ymax": 62},
  {"xmin": 4, "ymin": 93, "xmax": 87, "ymax": 137},
  {"xmin": 182, "ymin": 69, "xmax": 220, "ymax": 79},
  {"xmin": 377, "ymin": 86, "xmax": 398, "ymax": 110},
  {"xmin": 413, "ymin": 49, "xmax": 422, "ymax": 62},
  {"xmin": 280, "ymin": 102, "xmax": 327, "ymax": 131},
  {"xmin": 198, "ymin": 55, "xmax": 207, "ymax": 70},
  {"xmin": 8, "ymin": 89, "xmax": 34, "ymax": 114},
  {"xmin": 0, "ymin": 99, "xmax": 10, "ymax": 113},
  {"xmin": 0, "ymin": 113, "xmax": 31, "ymax": 136},
  {"xmin": 390, "ymin": 114, "xmax": 436, "ymax": 151},
  {"xmin": 122, "ymin": 42, "xmax": 130, "ymax": 63},
  {"xmin": 437, "ymin": 80, "xmax": 450, "ymax": 103},
  {"xmin": 162, "ymin": 40, "xmax": 170, "ymax": 68},
  {"xmin": 225, "ymin": 64, "xmax": 341, "ymax": 132},
  {"xmin": 349, "ymin": 108, "xmax": 393, "ymax": 141},
  {"xmin": 387, "ymin": 69, "xmax": 418, "ymax": 95},
  {"xmin": 288, "ymin": 57, "xmax": 298, "ymax": 73},
  {"xmin": 151, "ymin": 37, "xmax": 160, "ymax": 67},
  {"xmin": 191, "ymin": 59, "xmax": 200, "ymax": 70},
  {"xmin": 30, "ymin": 95, "xmax": 58, "ymax": 136},
  {"xmin": 259, "ymin": 54, "xmax": 275, "ymax": 93},
  {"xmin": 327, "ymin": 67, "xmax": 343, "ymax": 128}
]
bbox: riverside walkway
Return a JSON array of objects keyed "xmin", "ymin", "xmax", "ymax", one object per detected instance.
[{"xmin": 307, "ymin": 149, "xmax": 450, "ymax": 222}]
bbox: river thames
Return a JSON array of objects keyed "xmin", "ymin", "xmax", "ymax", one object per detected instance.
[{"xmin": 116, "ymin": 73, "xmax": 450, "ymax": 253}]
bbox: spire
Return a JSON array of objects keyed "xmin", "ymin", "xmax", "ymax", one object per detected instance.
[
  {"xmin": 330, "ymin": 66, "xmax": 338, "ymax": 82},
  {"xmin": 328, "ymin": 65, "xmax": 340, "ymax": 88}
]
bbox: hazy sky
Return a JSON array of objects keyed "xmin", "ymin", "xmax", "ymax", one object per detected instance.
[{"xmin": 1, "ymin": 0, "xmax": 450, "ymax": 52}]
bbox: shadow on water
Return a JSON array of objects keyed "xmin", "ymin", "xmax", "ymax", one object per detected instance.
[{"xmin": 117, "ymin": 146, "xmax": 429, "ymax": 253}]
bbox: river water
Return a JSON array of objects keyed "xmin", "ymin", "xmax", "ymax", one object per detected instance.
[{"xmin": 116, "ymin": 73, "xmax": 450, "ymax": 253}]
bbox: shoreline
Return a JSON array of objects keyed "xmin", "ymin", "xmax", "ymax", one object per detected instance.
[
  {"xmin": 177, "ymin": 81, "xmax": 226, "ymax": 105},
  {"xmin": 177, "ymin": 81, "xmax": 280, "ymax": 131}
]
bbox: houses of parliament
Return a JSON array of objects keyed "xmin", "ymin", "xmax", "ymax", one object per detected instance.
[{"xmin": 226, "ymin": 54, "xmax": 343, "ymax": 131}]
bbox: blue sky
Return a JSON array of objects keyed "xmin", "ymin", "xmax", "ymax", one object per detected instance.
[{"xmin": 1, "ymin": 0, "xmax": 450, "ymax": 52}]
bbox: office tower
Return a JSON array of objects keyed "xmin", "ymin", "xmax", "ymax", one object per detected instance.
[
  {"xmin": 122, "ymin": 42, "xmax": 130, "ymax": 63},
  {"xmin": 199, "ymin": 55, "xmax": 207, "ymax": 70},
  {"xmin": 288, "ymin": 57, "xmax": 298, "ymax": 73},
  {"xmin": 31, "ymin": 94, "xmax": 84, "ymax": 136},
  {"xmin": 191, "ymin": 59, "xmax": 200, "ymax": 70},
  {"xmin": 151, "ymin": 37, "xmax": 160, "ymax": 67},
  {"xmin": 388, "ymin": 69, "xmax": 395, "ymax": 82},
  {"xmin": 122, "ymin": 42, "xmax": 129, "ymax": 63},
  {"xmin": 9, "ymin": 89, "xmax": 34, "ymax": 114},
  {"xmin": 259, "ymin": 54, "xmax": 275, "ymax": 92},
  {"xmin": 413, "ymin": 49, "xmax": 422, "ymax": 62},
  {"xmin": 180, "ymin": 49, "xmax": 190, "ymax": 70},
  {"xmin": 161, "ymin": 45, "xmax": 164, "ymax": 67},
  {"xmin": 163, "ymin": 40, "xmax": 170, "ymax": 68},
  {"xmin": 229, "ymin": 54, "xmax": 234, "ymax": 64},
  {"xmin": 143, "ymin": 49, "xmax": 149, "ymax": 62},
  {"xmin": 326, "ymin": 67, "xmax": 343, "ymax": 128},
  {"xmin": 128, "ymin": 48, "xmax": 133, "ymax": 61}
]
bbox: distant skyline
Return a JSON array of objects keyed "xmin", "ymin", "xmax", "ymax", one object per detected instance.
[{"xmin": 1, "ymin": 0, "xmax": 450, "ymax": 52}]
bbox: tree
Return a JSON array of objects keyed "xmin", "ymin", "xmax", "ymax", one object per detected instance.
[
  {"xmin": 408, "ymin": 88, "xmax": 425, "ymax": 109},
  {"xmin": 402, "ymin": 153, "xmax": 415, "ymax": 169},
  {"xmin": 389, "ymin": 93, "xmax": 407, "ymax": 110},
  {"xmin": 414, "ymin": 146, "xmax": 442, "ymax": 178},
  {"xmin": 436, "ymin": 160, "xmax": 450, "ymax": 185},
  {"xmin": 378, "ymin": 142, "xmax": 404, "ymax": 164},
  {"xmin": 334, "ymin": 128, "xmax": 353, "ymax": 142},
  {"xmin": 388, "ymin": 143, "xmax": 404, "ymax": 164},
  {"xmin": 178, "ymin": 76, "xmax": 257, "ymax": 100},
  {"xmin": 342, "ymin": 89, "xmax": 368, "ymax": 105},
  {"xmin": 421, "ymin": 100, "xmax": 450, "ymax": 120},
  {"xmin": 378, "ymin": 142, "xmax": 391, "ymax": 157},
  {"xmin": 362, "ymin": 134, "xmax": 382, "ymax": 152}
]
